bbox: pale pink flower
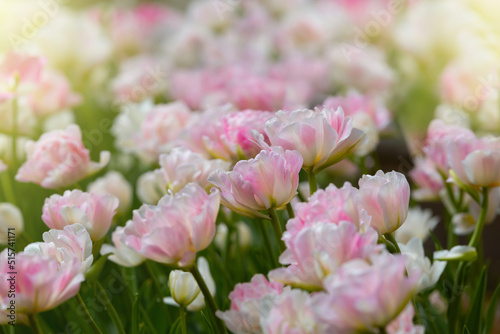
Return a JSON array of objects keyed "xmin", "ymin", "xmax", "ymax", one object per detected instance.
[
  {"xmin": 42, "ymin": 190, "xmax": 119, "ymax": 241},
  {"xmin": 357, "ymin": 171, "xmax": 410, "ymax": 234},
  {"xmin": 158, "ymin": 148, "xmax": 231, "ymax": 193},
  {"xmin": 136, "ymin": 170, "xmax": 168, "ymax": 205},
  {"xmin": 312, "ymin": 254, "xmax": 419, "ymax": 333},
  {"xmin": 260, "ymin": 107, "xmax": 364, "ymax": 173},
  {"xmin": 395, "ymin": 207, "xmax": 439, "ymax": 244},
  {"xmin": 322, "ymin": 92, "xmax": 391, "ymax": 131},
  {"xmin": 386, "ymin": 304, "xmax": 425, "ymax": 334},
  {"xmin": 87, "ymin": 171, "xmax": 133, "ymax": 215},
  {"xmin": 269, "ymin": 222, "xmax": 382, "ymax": 291},
  {"xmin": 0, "ymin": 53, "xmax": 45, "ymax": 84},
  {"xmin": 25, "ymin": 224, "xmax": 93, "ymax": 273},
  {"xmin": 216, "ymin": 274, "xmax": 285, "ymax": 334},
  {"xmin": 134, "ymin": 101, "xmax": 191, "ymax": 163},
  {"xmin": 101, "ymin": 226, "xmax": 145, "ymax": 268},
  {"xmin": 261, "ymin": 289, "xmax": 319, "ymax": 334},
  {"xmin": 0, "ymin": 250, "xmax": 84, "ymax": 320},
  {"xmin": 409, "ymin": 157, "xmax": 444, "ymax": 201},
  {"xmin": 208, "ymin": 149, "xmax": 302, "ymax": 219},
  {"xmin": 120, "ymin": 183, "xmax": 220, "ymax": 267},
  {"xmin": 16, "ymin": 124, "xmax": 110, "ymax": 189},
  {"xmin": 447, "ymin": 136, "xmax": 500, "ymax": 187},
  {"xmin": 202, "ymin": 110, "xmax": 274, "ymax": 161}
]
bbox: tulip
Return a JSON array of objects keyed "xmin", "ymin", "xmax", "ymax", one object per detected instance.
[
  {"xmin": 42, "ymin": 190, "xmax": 119, "ymax": 241},
  {"xmin": 0, "ymin": 250, "xmax": 84, "ymax": 321},
  {"xmin": 260, "ymin": 106, "xmax": 364, "ymax": 173},
  {"xmin": 136, "ymin": 170, "xmax": 167, "ymax": 204},
  {"xmin": 164, "ymin": 257, "xmax": 216, "ymax": 311},
  {"xmin": 208, "ymin": 149, "xmax": 302, "ymax": 219},
  {"xmin": 357, "ymin": 170, "xmax": 410, "ymax": 235},
  {"xmin": 216, "ymin": 274, "xmax": 285, "ymax": 334},
  {"xmin": 100, "ymin": 225, "xmax": 145, "ymax": 267},
  {"xmin": 16, "ymin": 124, "xmax": 110, "ymax": 189},
  {"xmin": 434, "ymin": 246, "xmax": 477, "ymax": 262},
  {"xmin": 121, "ymin": 183, "xmax": 220, "ymax": 267},
  {"xmin": 409, "ymin": 157, "xmax": 444, "ymax": 201},
  {"xmin": 395, "ymin": 207, "xmax": 439, "ymax": 244},
  {"xmin": 87, "ymin": 171, "xmax": 133, "ymax": 215},
  {"xmin": 0, "ymin": 203, "xmax": 24, "ymax": 244},
  {"xmin": 386, "ymin": 304, "xmax": 425, "ymax": 334},
  {"xmin": 25, "ymin": 223, "xmax": 93, "ymax": 273}
]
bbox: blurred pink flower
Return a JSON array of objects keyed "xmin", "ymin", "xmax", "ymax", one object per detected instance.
[
  {"xmin": 386, "ymin": 304, "xmax": 425, "ymax": 334},
  {"xmin": 312, "ymin": 254, "xmax": 419, "ymax": 333},
  {"xmin": 269, "ymin": 222, "xmax": 382, "ymax": 290},
  {"xmin": 0, "ymin": 160, "xmax": 6, "ymax": 173},
  {"xmin": 357, "ymin": 171, "xmax": 410, "ymax": 234},
  {"xmin": 87, "ymin": 171, "xmax": 133, "ymax": 214},
  {"xmin": 208, "ymin": 149, "xmax": 302, "ymax": 219},
  {"xmin": 16, "ymin": 124, "xmax": 110, "ymax": 189},
  {"xmin": 101, "ymin": 225, "xmax": 145, "ymax": 267},
  {"xmin": 25, "ymin": 223, "xmax": 93, "ymax": 273},
  {"xmin": 216, "ymin": 274, "xmax": 285, "ymax": 334},
  {"xmin": 0, "ymin": 250, "xmax": 84, "ymax": 320},
  {"xmin": 447, "ymin": 136, "xmax": 500, "ymax": 187},
  {"xmin": 121, "ymin": 183, "xmax": 220, "ymax": 267},
  {"xmin": 260, "ymin": 107, "xmax": 364, "ymax": 173},
  {"xmin": 42, "ymin": 190, "xmax": 119, "ymax": 241},
  {"xmin": 409, "ymin": 157, "xmax": 444, "ymax": 201},
  {"xmin": 0, "ymin": 53, "xmax": 45, "ymax": 84}
]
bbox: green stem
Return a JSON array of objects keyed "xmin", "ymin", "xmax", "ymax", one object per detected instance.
[
  {"xmin": 468, "ymin": 187, "xmax": 489, "ymax": 248},
  {"xmin": 378, "ymin": 236, "xmax": 397, "ymax": 253},
  {"xmin": 379, "ymin": 326, "xmax": 388, "ymax": 334},
  {"xmin": 384, "ymin": 233, "xmax": 401, "ymax": 253},
  {"xmin": 286, "ymin": 202, "xmax": 295, "ymax": 219},
  {"xmin": 188, "ymin": 264, "xmax": 227, "ymax": 334},
  {"xmin": 144, "ymin": 261, "xmax": 171, "ymax": 323},
  {"xmin": 28, "ymin": 314, "xmax": 42, "ymax": 334},
  {"xmin": 11, "ymin": 88, "xmax": 18, "ymax": 169},
  {"xmin": 268, "ymin": 207, "xmax": 286, "ymax": 253},
  {"xmin": 75, "ymin": 292, "xmax": 103, "ymax": 334},
  {"xmin": 0, "ymin": 171, "xmax": 16, "ymax": 205},
  {"xmin": 306, "ymin": 169, "xmax": 317, "ymax": 196},
  {"xmin": 180, "ymin": 306, "xmax": 187, "ymax": 334},
  {"xmin": 95, "ymin": 281, "xmax": 126, "ymax": 334},
  {"xmin": 259, "ymin": 220, "xmax": 278, "ymax": 268}
]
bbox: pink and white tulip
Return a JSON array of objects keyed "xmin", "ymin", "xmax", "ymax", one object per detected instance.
[
  {"xmin": 386, "ymin": 304, "xmax": 425, "ymax": 334},
  {"xmin": 42, "ymin": 190, "xmax": 119, "ymax": 241},
  {"xmin": 208, "ymin": 149, "xmax": 302, "ymax": 219},
  {"xmin": 121, "ymin": 183, "xmax": 219, "ymax": 267},
  {"xmin": 357, "ymin": 171, "xmax": 410, "ymax": 234},
  {"xmin": 101, "ymin": 225, "xmax": 145, "ymax": 267},
  {"xmin": 260, "ymin": 107, "xmax": 364, "ymax": 173},
  {"xmin": 16, "ymin": 124, "xmax": 110, "ymax": 189},
  {"xmin": 87, "ymin": 171, "xmax": 133, "ymax": 215},
  {"xmin": 216, "ymin": 274, "xmax": 285, "ymax": 334}
]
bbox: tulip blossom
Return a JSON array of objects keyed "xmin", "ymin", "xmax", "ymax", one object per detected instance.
[
  {"xmin": 0, "ymin": 203, "xmax": 24, "ymax": 244},
  {"xmin": 409, "ymin": 157, "xmax": 444, "ymax": 201},
  {"xmin": 16, "ymin": 124, "xmax": 110, "ymax": 189},
  {"xmin": 87, "ymin": 171, "xmax": 133, "ymax": 215},
  {"xmin": 395, "ymin": 207, "xmax": 439, "ymax": 244},
  {"xmin": 100, "ymin": 225, "xmax": 145, "ymax": 267},
  {"xmin": 121, "ymin": 183, "xmax": 220, "ymax": 267},
  {"xmin": 260, "ymin": 107, "xmax": 364, "ymax": 173},
  {"xmin": 217, "ymin": 274, "xmax": 285, "ymax": 334},
  {"xmin": 399, "ymin": 238, "xmax": 446, "ymax": 293},
  {"xmin": 42, "ymin": 190, "xmax": 119, "ymax": 241},
  {"xmin": 0, "ymin": 250, "xmax": 84, "ymax": 321},
  {"xmin": 208, "ymin": 149, "xmax": 302, "ymax": 219},
  {"xmin": 434, "ymin": 246, "xmax": 477, "ymax": 262},
  {"xmin": 357, "ymin": 171, "xmax": 410, "ymax": 234},
  {"xmin": 386, "ymin": 304, "xmax": 425, "ymax": 334},
  {"xmin": 136, "ymin": 170, "xmax": 168, "ymax": 204},
  {"xmin": 312, "ymin": 254, "xmax": 419, "ymax": 333},
  {"xmin": 164, "ymin": 257, "xmax": 216, "ymax": 311},
  {"xmin": 25, "ymin": 224, "xmax": 93, "ymax": 274},
  {"xmin": 269, "ymin": 222, "xmax": 383, "ymax": 290},
  {"xmin": 447, "ymin": 136, "xmax": 500, "ymax": 187}
]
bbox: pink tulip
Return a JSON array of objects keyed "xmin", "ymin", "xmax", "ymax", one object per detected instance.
[
  {"xmin": 208, "ymin": 149, "xmax": 302, "ymax": 219},
  {"xmin": 216, "ymin": 274, "xmax": 285, "ymax": 334},
  {"xmin": 87, "ymin": 171, "xmax": 133, "ymax": 214},
  {"xmin": 25, "ymin": 224, "xmax": 93, "ymax": 273},
  {"xmin": 312, "ymin": 254, "xmax": 419, "ymax": 332},
  {"xmin": 447, "ymin": 136, "xmax": 500, "ymax": 187},
  {"xmin": 269, "ymin": 222, "xmax": 383, "ymax": 291},
  {"xmin": 0, "ymin": 53, "xmax": 45, "ymax": 84},
  {"xmin": 409, "ymin": 157, "xmax": 444, "ymax": 201},
  {"xmin": 386, "ymin": 304, "xmax": 425, "ymax": 334},
  {"xmin": 101, "ymin": 225, "xmax": 145, "ymax": 267},
  {"xmin": 0, "ymin": 250, "xmax": 84, "ymax": 320},
  {"xmin": 42, "ymin": 190, "xmax": 119, "ymax": 241},
  {"xmin": 260, "ymin": 107, "xmax": 364, "ymax": 173},
  {"xmin": 16, "ymin": 124, "xmax": 110, "ymax": 189},
  {"xmin": 357, "ymin": 171, "xmax": 410, "ymax": 234},
  {"xmin": 121, "ymin": 183, "xmax": 220, "ymax": 267}
]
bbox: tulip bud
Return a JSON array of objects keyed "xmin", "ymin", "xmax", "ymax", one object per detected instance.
[{"xmin": 0, "ymin": 203, "xmax": 24, "ymax": 244}]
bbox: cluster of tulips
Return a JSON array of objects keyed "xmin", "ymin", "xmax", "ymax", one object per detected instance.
[{"xmin": 1, "ymin": 0, "xmax": 500, "ymax": 333}]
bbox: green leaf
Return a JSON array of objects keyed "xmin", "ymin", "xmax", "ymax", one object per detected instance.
[
  {"xmin": 464, "ymin": 266, "xmax": 487, "ymax": 334},
  {"xmin": 483, "ymin": 280, "xmax": 500, "ymax": 334},
  {"xmin": 85, "ymin": 253, "xmax": 110, "ymax": 283},
  {"xmin": 169, "ymin": 317, "xmax": 182, "ymax": 334}
]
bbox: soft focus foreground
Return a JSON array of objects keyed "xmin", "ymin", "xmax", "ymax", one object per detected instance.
[{"xmin": 0, "ymin": 0, "xmax": 500, "ymax": 333}]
